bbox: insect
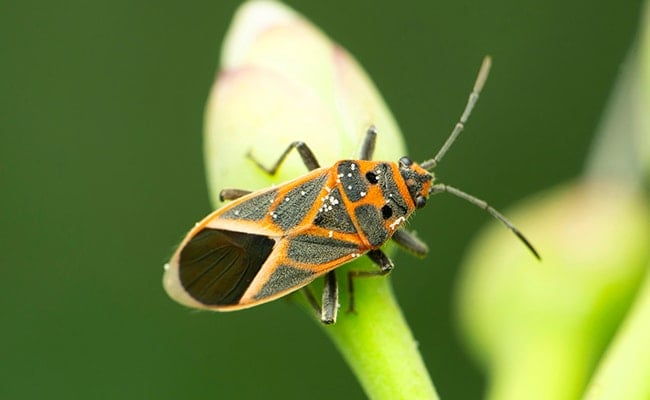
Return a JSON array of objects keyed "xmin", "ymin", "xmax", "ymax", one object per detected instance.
[{"xmin": 163, "ymin": 56, "xmax": 539, "ymax": 324}]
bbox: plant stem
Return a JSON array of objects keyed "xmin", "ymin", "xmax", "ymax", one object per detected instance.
[{"xmin": 298, "ymin": 257, "xmax": 439, "ymax": 400}]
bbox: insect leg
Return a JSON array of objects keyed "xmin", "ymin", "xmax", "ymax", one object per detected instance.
[
  {"xmin": 347, "ymin": 249, "xmax": 394, "ymax": 313},
  {"xmin": 358, "ymin": 125, "xmax": 378, "ymax": 160},
  {"xmin": 300, "ymin": 272, "xmax": 339, "ymax": 324},
  {"xmin": 302, "ymin": 287, "xmax": 321, "ymax": 316},
  {"xmin": 219, "ymin": 188, "xmax": 252, "ymax": 202},
  {"xmin": 391, "ymin": 229, "xmax": 429, "ymax": 257},
  {"xmin": 248, "ymin": 141, "xmax": 321, "ymax": 174},
  {"xmin": 320, "ymin": 271, "xmax": 339, "ymax": 324}
]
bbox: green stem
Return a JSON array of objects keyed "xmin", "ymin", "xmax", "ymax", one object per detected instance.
[{"xmin": 299, "ymin": 258, "xmax": 438, "ymax": 400}]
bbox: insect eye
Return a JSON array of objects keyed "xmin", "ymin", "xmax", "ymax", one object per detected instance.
[
  {"xmin": 399, "ymin": 156, "xmax": 412, "ymax": 167},
  {"xmin": 415, "ymin": 196, "xmax": 427, "ymax": 209},
  {"xmin": 365, "ymin": 171, "xmax": 378, "ymax": 184},
  {"xmin": 381, "ymin": 204, "xmax": 393, "ymax": 219}
]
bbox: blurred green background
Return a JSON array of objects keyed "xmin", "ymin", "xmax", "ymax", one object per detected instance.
[{"xmin": 1, "ymin": 0, "xmax": 644, "ymax": 398}]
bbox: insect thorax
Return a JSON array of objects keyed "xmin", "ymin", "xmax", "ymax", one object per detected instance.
[{"xmin": 331, "ymin": 160, "xmax": 420, "ymax": 247}]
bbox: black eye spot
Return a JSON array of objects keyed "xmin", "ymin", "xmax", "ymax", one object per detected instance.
[
  {"xmin": 365, "ymin": 172, "xmax": 378, "ymax": 184},
  {"xmin": 381, "ymin": 205, "xmax": 393, "ymax": 219},
  {"xmin": 415, "ymin": 196, "xmax": 427, "ymax": 209}
]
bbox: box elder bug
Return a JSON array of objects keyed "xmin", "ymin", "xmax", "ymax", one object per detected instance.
[{"xmin": 163, "ymin": 56, "xmax": 539, "ymax": 324}]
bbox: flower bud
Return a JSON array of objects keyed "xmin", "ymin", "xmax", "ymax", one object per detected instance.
[
  {"xmin": 204, "ymin": 0, "xmax": 405, "ymax": 206},
  {"xmin": 457, "ymin": 181, "xmax": 649, "ymax": 400}
]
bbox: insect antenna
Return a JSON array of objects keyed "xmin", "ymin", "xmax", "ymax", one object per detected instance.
[
  {"xmin": 418, "ymin": 56, "xmax": 539, "ymax": 259},
  {"xmin": 430, "ymin": 183, "xmax": 540, "ymax": 260},
  {"xmin": 420, "ymin": 56, "xmax": 492, "ymax": 171}
]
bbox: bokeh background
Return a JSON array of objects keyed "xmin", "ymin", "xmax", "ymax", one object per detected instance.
[{"xmin": 1, "ymin": 0, "xmax": 645, "ymax": 398}]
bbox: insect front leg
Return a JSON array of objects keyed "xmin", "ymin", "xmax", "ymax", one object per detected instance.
[
  {"xmin": 391, "ymin": 229, "xmax": 429, "ymax": 257},
  {"xmin": 301, "ymin": 271, "xmax": 339, "ymax": 324},
  {"xmin": 347, "ymin": 249, "xmax": 394, "ymax": 313},
  {"xmin": 248, "ymin": 141, "xmax": 321, "ymax": 174}
]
